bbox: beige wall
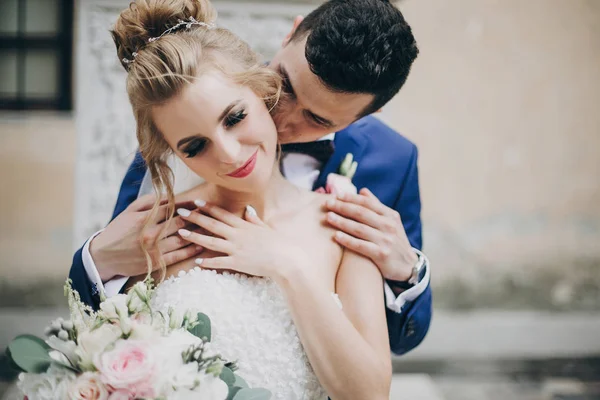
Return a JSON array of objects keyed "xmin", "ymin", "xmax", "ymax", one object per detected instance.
[
  {"xmin": 0, "ymin": 114, "xmax": 75, "ymax": 285},
  {"xmin": 381, "ymin": 0, "xmax": 600, "ymax": 307}
]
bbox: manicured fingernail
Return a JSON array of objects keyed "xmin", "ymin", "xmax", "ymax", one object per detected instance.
[
  {"xmin": 195, "ymin": 258, "xmax": 204, "ymax": 265},
  {"xmin": 194, "ymin": 199, "xmax": 206, "ymax": 207},
  {"xmin": 335, "ymin": 231, "xmax": 344, "ymax": 239},
  {"xmin": 337, "ymin": 192, "xmax": 346, "ymax": 200},
  {"xmin": 327, "ymin": 212, "xmax": 337, "ymax": 221},
  {"xmin": 178, "ymin": 229, "xmax": 191, "ymax": 237},
  {"xmin": 177, "ymin": 208, "xmax": 191, "ymax": 217},
  {"xmin": 245, "ymin": 205, "xmax": 257, "ymax": 217},
  {"xmin": 195, "ymin": 245, "xmax": 203, "ymax": 251},
  {"xmin": 326, "ymin": 199, "xmax": 335, "ymax": 208}
]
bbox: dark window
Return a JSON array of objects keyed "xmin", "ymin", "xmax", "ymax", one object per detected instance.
[{"xmin": 0, "ymin": 0, "xmax": 73, "ymax": 110}]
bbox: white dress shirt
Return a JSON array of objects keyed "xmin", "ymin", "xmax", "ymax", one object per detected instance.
[{"xmin": 83, "ymin": 133, "xmax": 429, "ymax": 313}]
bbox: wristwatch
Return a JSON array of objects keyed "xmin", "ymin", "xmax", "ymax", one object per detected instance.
[{"xmin": 389, "ymin": 248, "xmax": 427, "ymax": 290}]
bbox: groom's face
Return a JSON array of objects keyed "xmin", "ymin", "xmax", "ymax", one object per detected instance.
[{"xmin": 269, "ymin": 35, "xmax": 375, "ymax": 144}]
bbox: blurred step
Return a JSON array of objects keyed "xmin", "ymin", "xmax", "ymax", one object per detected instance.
[{"xmin": 391, "ymin": 374, "xmax": 445, "ymax": 400}]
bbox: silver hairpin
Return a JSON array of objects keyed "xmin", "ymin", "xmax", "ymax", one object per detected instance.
[
  {"xmin": 121, "ymin": 17, "xmax": 215, "ymax": 68},
  {"xmin": 148, "ymin": 17, "xmax": 215, "ymax": 43}
]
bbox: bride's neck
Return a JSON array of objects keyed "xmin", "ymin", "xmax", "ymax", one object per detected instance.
[{"xmin": 206, "ymin": 166, "xmax": 302, "ymax": 221}]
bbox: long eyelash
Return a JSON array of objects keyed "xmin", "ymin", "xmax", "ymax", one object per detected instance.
[
  {"xmin": 224, "ymin": 109, "xmax": 247, "ymax": 128},
  {"xmin": 184, "ymin": 139, "xmax": 207, "ymax": 158}
]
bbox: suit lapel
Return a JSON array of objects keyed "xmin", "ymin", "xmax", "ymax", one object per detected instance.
[{"xmin": 312, "ymin": 126, "xmax": 368, "ymax": 191}]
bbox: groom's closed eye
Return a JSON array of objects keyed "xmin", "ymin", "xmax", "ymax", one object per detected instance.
[{"xmin": 277, "ymin": 65, "xmax": 334, "ymax": 129}]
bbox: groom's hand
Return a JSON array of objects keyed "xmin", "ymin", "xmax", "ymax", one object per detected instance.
[
  {"xmin": 90, "ymin": 194, "xmax": 204, "ymax": 282},
  {"xmin": 325, "ymin": 188, "xmax": 417, "ymax": 282}
]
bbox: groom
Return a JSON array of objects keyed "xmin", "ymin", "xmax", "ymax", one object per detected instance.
[{"xmin": 70, "ymin": 0, "xmax": 432, "ymax": 356}]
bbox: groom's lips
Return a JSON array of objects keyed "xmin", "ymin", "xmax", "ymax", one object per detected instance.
[{"xmin": 226, "ymin": 150, "xmax": 258, "ymax": 178}]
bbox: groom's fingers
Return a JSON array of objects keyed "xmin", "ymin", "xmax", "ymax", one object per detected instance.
[
  {"xmin": 325, "ymin": 198, "xmax": 381, "ymax": 228},
  {"xmin": 326, "ymin": 212, "xmax": 379, "ymax": 243},
  {"xmin": 162, "ymin": 244, "xmax": 204, "ymax": 267},
  {"xmin": 333, "ymin": 231, "xmax": 380, "ymax": 261},
  {"xmin": 159, "ymin": 234, "xmax": 193, "ymax": 254},
  {"xmin": 337, "ymin": 191, "xmax": 387, "ymax": 216},
  {"xmin": 159, "ymin": 216, "xmax": 188, "ymax": 238}
]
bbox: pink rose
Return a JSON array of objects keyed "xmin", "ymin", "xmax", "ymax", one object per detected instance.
[
  {"xmin": 315, "ymin": 173, "xmax": 358, "ymax": 196},
  {"xmin": 94, "ymin": 340, "xmax": 156, "ymax": 398},
  {"xmin": 69, "ymin": 373, "xmax": 109, "ymax": 400}
]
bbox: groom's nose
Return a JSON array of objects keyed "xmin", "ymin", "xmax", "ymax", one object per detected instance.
[{"xmin": 275, "ymin": 107, "xmax": 303, "ymax": 141}]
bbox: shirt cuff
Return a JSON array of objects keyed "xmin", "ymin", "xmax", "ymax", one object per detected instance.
[
  {"xmin": 82, "ymin": 230, "xmax": 128, "ymax": 298},
  {"xmin": 383, "ymin": 251, "xmax": 431, "ymax": 314}
]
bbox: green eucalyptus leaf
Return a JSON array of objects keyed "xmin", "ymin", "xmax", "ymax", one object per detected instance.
[
  {"xmin": 220, "ymin": 366, "xmax": 236, "ymax": 387},
  {"xmin": 226, "ymin": 386, "xmax": 242, "ymax": 400},
  {"xmin": 232, "ymin": 388, "xmax": 272, "ymax": 400},
  {"xmin": 7, "ymin": 334, "xmax": 52, "ymax": 373},
  {"xmin": 234, "ymin": 373, "xmax": 249, "ymax": 388},
  {"xmin": 188, "ymin": 312, "xmax": 211, "ymax": 342}
]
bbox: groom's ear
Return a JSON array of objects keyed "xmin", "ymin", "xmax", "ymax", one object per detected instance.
[{"xmin": 282, "ymin": 15, "xmax": 304, "ymax": 47}]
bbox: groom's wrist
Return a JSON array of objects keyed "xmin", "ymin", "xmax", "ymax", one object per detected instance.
[{"xmin": 89, "ymin": 235, "xmax": 117, "ymax": 282}]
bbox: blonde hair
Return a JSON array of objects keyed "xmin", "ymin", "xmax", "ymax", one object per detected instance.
[{"xmin": 112, "ymin": 0, "xmax": 282, "ymax": 279}]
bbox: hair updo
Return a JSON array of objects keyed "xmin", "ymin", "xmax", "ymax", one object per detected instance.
[{"xmin": 111, "ymin": 0, "xmax": 282, "ymax": 278}]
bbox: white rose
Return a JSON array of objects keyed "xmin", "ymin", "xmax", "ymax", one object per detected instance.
[
  {"xmin": 158, "ymin": 362, "xmax": 201, "ymax": 395},
  {"xmin": 193, "ymin": 375, "xmax": 229, "ymax": 400},
  {"xmin": 128, "ymin": 320, "xmax": 160, "ymax": 341},
  {"xmin": 76, "ymin": 323, "xmax": 123, "ymax": 369},
  {"xmin": 68, "ymin": 372, "xmax": 109, "ymax": 400},
  {"xmin": 166, "ymin": 376, "xmax": 227, "ymax": 400},
  {"xmin": 18, "ymin": 364, "xmax": 76, "ymax": 400},
  {"xmin": 99, "ymin": 294, "xmax": 129, "ymax": 320}
]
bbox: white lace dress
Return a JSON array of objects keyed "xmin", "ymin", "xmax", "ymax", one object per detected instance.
[{"xmin": 151, "ymin": 267, "xmax": 341, "ymax": 400}]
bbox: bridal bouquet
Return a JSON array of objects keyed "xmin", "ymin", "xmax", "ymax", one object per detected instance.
[{"xmin": 7, "ymin": 280, "xmax": 270, "ymax": 400}]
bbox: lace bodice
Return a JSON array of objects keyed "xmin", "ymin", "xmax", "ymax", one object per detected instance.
[{"xmin": 151, "ymin": 267, "xmax": 334, "ymax": 400}]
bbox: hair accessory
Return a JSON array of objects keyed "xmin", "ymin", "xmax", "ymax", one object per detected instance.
[
  {"xmin": 147, "ymin": 17, "xmax": 215, "ymax": 44},
  {"xmin": 122, "ymin": 17, "xmax": 215, "ymax": 68}
]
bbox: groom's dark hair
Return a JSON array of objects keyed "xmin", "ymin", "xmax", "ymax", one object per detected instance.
[{"xmin": 289, "ymin": 0, "xmax": 419, "ymax": 117}]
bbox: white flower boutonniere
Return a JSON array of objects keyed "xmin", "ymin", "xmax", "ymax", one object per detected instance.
[{"xmin": 338, "ymin": 153, "xmax": 358, "ymax": 179}]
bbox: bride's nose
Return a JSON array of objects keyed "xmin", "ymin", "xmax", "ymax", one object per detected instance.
[{"xmin": 213, "ymin": 134, "xmax": 241, "ymax": 165}]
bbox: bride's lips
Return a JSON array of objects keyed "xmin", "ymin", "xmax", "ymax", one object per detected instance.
[{"xmin": 226, "ymin": 149, "xmax": 259, "ymax": 178}]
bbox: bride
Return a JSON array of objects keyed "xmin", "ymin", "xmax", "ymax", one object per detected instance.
[{"xmin": 112, "ymin": 0, "xmax": 391, "ymax": 398}]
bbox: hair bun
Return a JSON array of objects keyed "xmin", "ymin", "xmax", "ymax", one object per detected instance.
[{"xmin": 112, "ymin": 0, "xmax": 216, "ymax": 69}]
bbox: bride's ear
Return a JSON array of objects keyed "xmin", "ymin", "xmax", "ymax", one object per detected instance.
[{"xmin": 282, "ymin": 15, "xmax": 304, "ymax": 47}]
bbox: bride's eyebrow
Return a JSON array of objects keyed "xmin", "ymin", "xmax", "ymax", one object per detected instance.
[
  {"xmin": 176, "ymin": 99, "xmax": 243, "ymax": 149},
  {"xmin": 217, "ymin": 99, "xmax": 242, "ymax": 122}
]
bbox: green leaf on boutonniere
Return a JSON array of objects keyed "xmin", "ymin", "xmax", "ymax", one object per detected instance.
[
  {"xmin": 232, "ymin": 388, "xmax": 272, "ymax": 400},
  {"xmin": 7, "ymin": 334, "xmax": 52, "ymax": 373},
  {"xmin": 220, "ymin": 366, "xmax": 236, "ymax": 387},
  {"xmin": 188, "ymin": 312, "xmax": 211, "ymax": 342},
  {"xmin": 338, "ymin": 153, "xmax": 358, "ymax": 179},
  {"xmin": 339, "ymin": 153, "xmax": 353, "ymax": 176}
]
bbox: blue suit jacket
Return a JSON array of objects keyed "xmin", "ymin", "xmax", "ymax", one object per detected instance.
[{"xmin": 69, "ymin": 115, "xmax": 432, "ymax": 355}]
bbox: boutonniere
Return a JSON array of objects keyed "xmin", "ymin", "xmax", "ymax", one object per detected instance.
[
  {"xmin": 316, "ymin": 153, "xmax": 359, "ymax": 196},
  {"xmin": 338, "ymin": 153, "xmax": 358, "ymax": 179}
]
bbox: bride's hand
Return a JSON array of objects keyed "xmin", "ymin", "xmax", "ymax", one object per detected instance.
[{"xmin": 176, "ymin": 201, "xmax": 305, "ymax": 279}]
